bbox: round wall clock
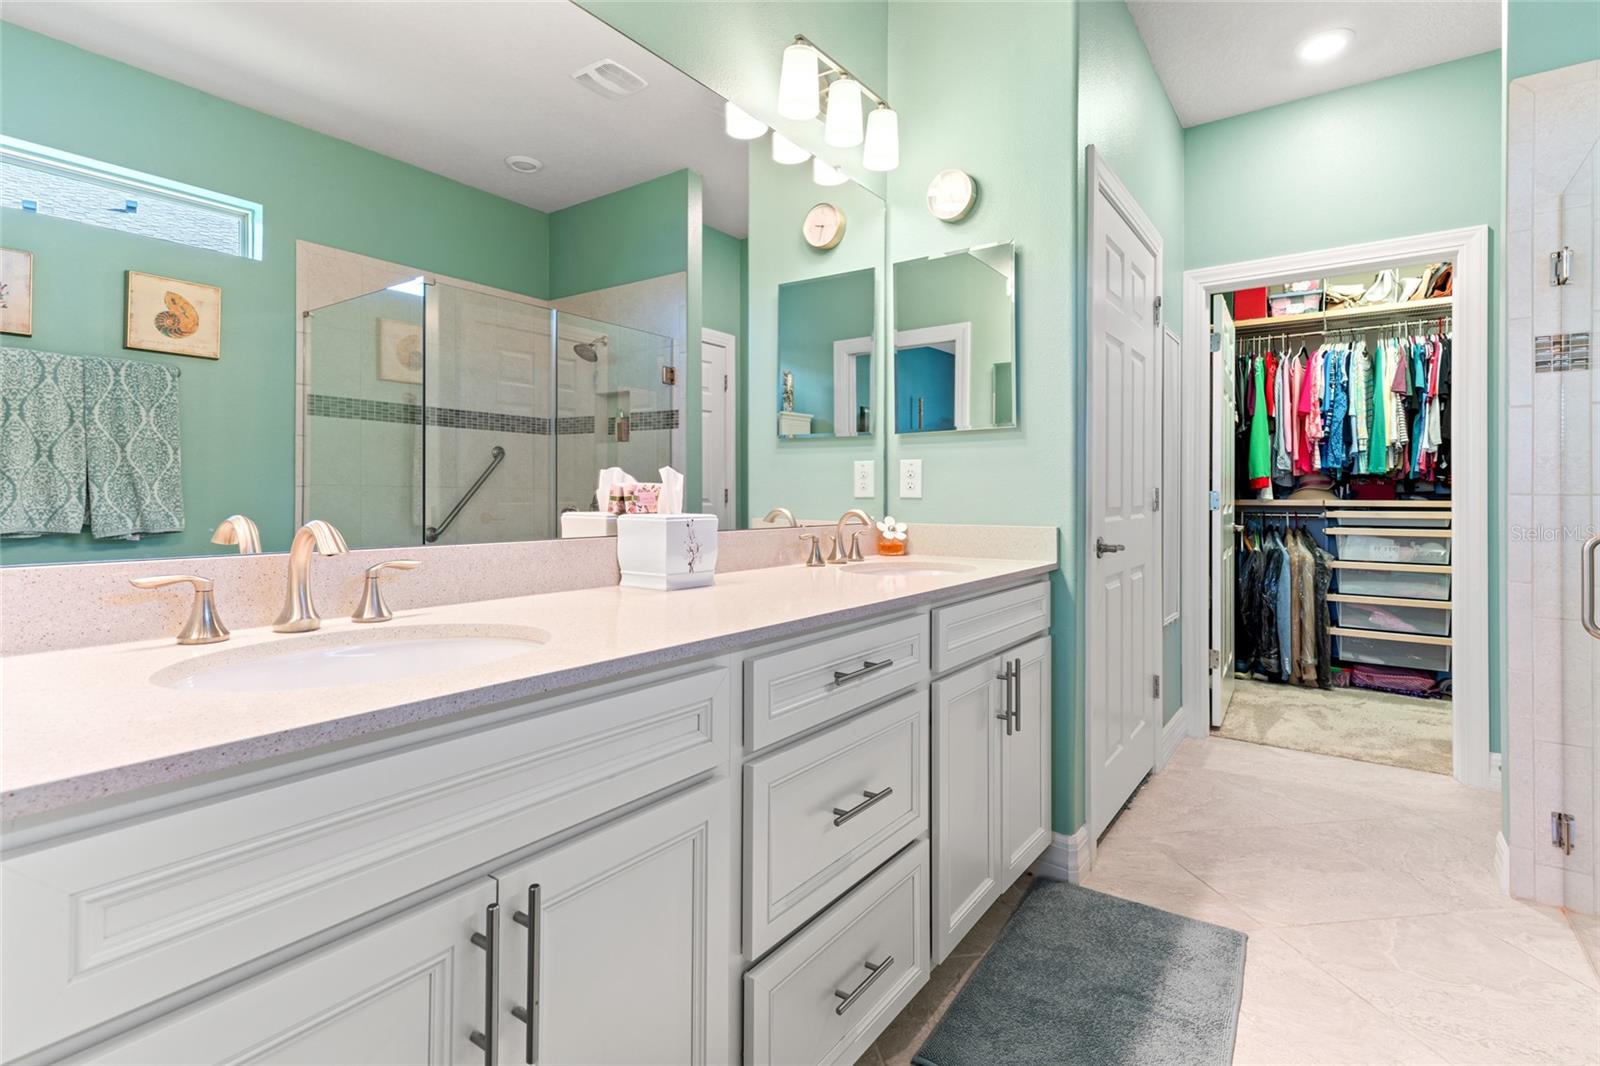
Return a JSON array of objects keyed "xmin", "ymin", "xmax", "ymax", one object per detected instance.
[
  {"xmin": 927, "ymin": 169, "xmax": 978, "ymax": 221},
  {"xmin": 803, "ymin": 203, "xmax": 846, "ymax": 249}
]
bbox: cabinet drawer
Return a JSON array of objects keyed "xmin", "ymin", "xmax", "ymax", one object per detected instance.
[
  {"xmin": 744, "ymin": 691, "xmax": 929, "ymax": 957},
  {"xmin": 745, "ymin": 840, "xmax": 931, "ymax": 1066},
  {"xmin": 931, "ymin": 580, "xmax": 1049, "ymax": 673},
  {"xmin": 745, "ymin": 613, "xmax": 930, "ymax": 751},
  {"xmin": 2, "ymin": 667, "xmax": 730, "ymax": 1061}
]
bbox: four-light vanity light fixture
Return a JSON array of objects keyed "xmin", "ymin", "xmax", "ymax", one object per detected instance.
[{"xmin": 723, "ymin": 33, "xmax": 900, "ymax": 185}]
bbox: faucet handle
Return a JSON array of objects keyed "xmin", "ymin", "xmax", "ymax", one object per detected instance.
[
  {"xmin": 846, "ymin": 530, "xmax": 867, "ymax": 563},
  {"xmin": 352, "ymin": 559, "xmax": 421, "ymax": 623},
  {"xmin": 130, "ymin": 575, "xmax": 229, "ymax": 645},
  {"xmin": 826, "ymin": 533, "xmax": 846, "ymax": 564},
  {"xmin": 799, "ymin": 533, "xmax": 827, "ymax": 568}
]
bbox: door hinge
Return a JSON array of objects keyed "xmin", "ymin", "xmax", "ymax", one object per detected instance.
[
  {"xmin": 1152, "ymin": 487, "xmax": 1161, "ymax": 512},
  {"xmin": 1210, "ymin": 330, "xmax": 1222, "ymax": 353},
  {"xmin": 1209, "ymin": 490, "xmax": 1220, "ymax": 511},
  {"xmin": 723, "ymin": 488, "xmax": 729, "ymax": 504},
  {"xmin": 1153, "ymin": 295, "xmax": 1162, "ymax": 326},
  {"xmin": 1208, "ymin": 648, "xmax": 1221, "ymax": 672},
  {"xmin": 660, "ymin": 366, "xmax": 677, "ymax": 386},
  {"xmin": 1152, "ymin": 674, "xmax": 1161, "ymax": 698},
  {"xmin": 1553, "ymin": 811, "xmax": 1576, "ymax": 855},
  {"xmin": 723, "ymin": 373, "xmax": 729, "ymax": 391}
]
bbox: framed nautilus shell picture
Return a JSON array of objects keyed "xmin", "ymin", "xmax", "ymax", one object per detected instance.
[{"xmin": 125, "ymin": 270, "xmax": 221, "ymax": 359}]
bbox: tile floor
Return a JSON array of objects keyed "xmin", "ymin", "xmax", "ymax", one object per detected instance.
[{"xmin": 858, "ymin": 736, "xmax": 1600, "ymax": 1066}]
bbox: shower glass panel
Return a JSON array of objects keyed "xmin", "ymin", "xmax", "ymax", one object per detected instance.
[
  {"xmin": 301, "ymin": 285, "xmax": 426, "ymax": 549},
  {"xmin": 553, "ymin": 310, "xmax": 677, "ymax": 514},
  {"xmin": 422, "ymin": 281, "xmax": 554, "ymax": 545}
]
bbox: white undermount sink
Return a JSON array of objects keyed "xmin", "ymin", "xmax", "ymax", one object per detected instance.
[
  {"xmin": 844, "ymin": 560, "xmax": 977, "ymax": 576},
  {"xmin": 156, "ymin": 625, "xmax": 550, "ymax": 692}
]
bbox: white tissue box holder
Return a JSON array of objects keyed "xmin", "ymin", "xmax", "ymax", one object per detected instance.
[{"xmin": 616, "ymin": 513, "xmax": 718, "ymax": 590}]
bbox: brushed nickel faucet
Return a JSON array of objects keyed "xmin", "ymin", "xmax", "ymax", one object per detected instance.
[
  {"xmin": 834, "ymin": 509, "xmax": 873, "ymax": 564},
  {"xmin": 274, "ymin": 520, "xmax": 349, "ymax": 633},
  {"xmin": 763, "ymin": 507, "xmax": 797, "ymax": 527},
  {"xmin": 799, "ymin": 532, "xmax": 829, "ymax": 567},
  {"xmin": 211, "ymin": 514, "xmax": 261, "ymax": 554},
  {"xmin": 352, "ymin": 559, "xmax": 421, "ymax": 623},
  {"xmin": 130, "ymin": 574, "xmax": 230, "ymax": 644}
]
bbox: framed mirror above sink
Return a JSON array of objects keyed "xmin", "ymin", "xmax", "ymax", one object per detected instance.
[{"xmin": 892, "ymin": 241, "xmax": 1017, "ymax": 434}]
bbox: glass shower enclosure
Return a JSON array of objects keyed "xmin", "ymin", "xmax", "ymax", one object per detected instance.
[{"xmin": 301, "ymin": 278, "xmax": 677, "ymax": 548}]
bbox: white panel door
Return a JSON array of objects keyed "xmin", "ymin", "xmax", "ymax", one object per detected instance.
[
  {"xmin": 999, "ymin": 635, "xmax": 1052, "ymax": 881},
  {"xmin": 80, "ymin": 878, "xmax": 497, "ymax": 1066},
  {"xmin": 931, "ymin": 655, "xmax": 1003, "ymax": 963},
  {"xmin": 701, "ymin": 328, "xmax": 736, "ymax": 526},
  {"xmin": 1210, "ymin": 295, "xmax": 1238, "ymax": 727},
  {"xmin": 493, "ymin": 780, "xmax": 731, "ymax": 1066},
  {"xmin": 1087, "ymin": 153, "xmax": 1162, "ymax": 839}
]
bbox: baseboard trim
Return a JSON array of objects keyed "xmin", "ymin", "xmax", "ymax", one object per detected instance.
[
  {"xmin": 1488, "ymin": 751, "xmax": 1503, "ymax": 791},
  {"xmin": 1158, "ymin": 709, "xmax": 1187, "ymax": 769},
  {"xmin": 1494, "ymin": 830, "xmax": 1511, "ymax": 896},
  {"xmin": 1034, "ymin": 827, "xmax": 1093, "ymax": 884}
]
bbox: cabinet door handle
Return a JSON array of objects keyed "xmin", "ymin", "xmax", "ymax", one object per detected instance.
[
  {"xmin": 468, "ymin": 902, "xmax": 499, "ymax": 1066},
  {"xmin": 834, "ymin": 658, "xmax": 892, "ymax": 685},
  {"xmin": 834, "ymin": 955, "xmax": 895, "ymax": 1015},
  {"xmin": 1011, "ymin": 657, "xmax": 1024, "ymax": 733},
  {"xmin": 832, "ymin": 786, "xmax": 894, "ymax": 826},
  {"xmin": 994, "ymin": 661, "xmax": 1014, "ymax": 735},
  {"xmin": 511, "ymin": 884, "xmax": 541, "ymax": 1065}
]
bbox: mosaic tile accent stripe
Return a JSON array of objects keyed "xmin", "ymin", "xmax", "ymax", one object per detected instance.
[
  {"xmin": 307, "ymin": 393, "xmax": 679, "ymax": 436},
  {"xmin": 1535, "ymin": 332, "xmax": 1591, "ymax": 373}
]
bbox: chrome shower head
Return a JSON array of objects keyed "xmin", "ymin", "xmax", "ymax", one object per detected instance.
[{"xmin": 573, "ymin": 335, "xmax": 608, "ymax": 363}]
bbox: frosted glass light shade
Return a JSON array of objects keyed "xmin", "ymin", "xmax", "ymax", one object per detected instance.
[
  {"xmin": 812, "ymin": 157, "xmax": 848, "ymax": 186},
  {"xmin": 777, "ymin": 42, "xmax": 820, "ymax": 120},
  {"xmin": 771, "ymin": 132, "xmax": 810, "ymax": 166},
  {"xmin": 724, "ymin": 101, "xmax": 768, "ymax": 140},
  {"xmin": 823, "ymin": 76, "xmax": 864, "ymax": 148},
  {"xmin": 862, "ymin": 105, "xmax": 899, "ymax": 171}
]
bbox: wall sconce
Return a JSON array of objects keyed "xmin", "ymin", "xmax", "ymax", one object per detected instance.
[{"xmin": 775, "ymin": 34, "xmax": 899, "ymax": 172}]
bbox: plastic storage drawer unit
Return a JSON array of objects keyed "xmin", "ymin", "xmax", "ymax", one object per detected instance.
[
  {"xmin": 1332, "ymin": 531, "xmax": 1451, "ymax": 565},
  {"xmin": 1334, "ymin": 600, "xmax": 1451, "ymax": 637},
  {"xmin": 1335, "ymin": 633, "xmax": 1451, "ymax": 673},
  {"xmin": 1333, "ymin": 565, "xmax": 1451, "ymax": 601}
]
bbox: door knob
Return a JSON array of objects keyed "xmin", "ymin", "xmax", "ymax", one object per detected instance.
[{"xmin": 1095, "ymin": 538, "xmax": 1126, "ymax": 558}]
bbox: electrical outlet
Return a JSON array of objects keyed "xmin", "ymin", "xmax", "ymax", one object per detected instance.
[
  {"xmin": 899, "ymin": 458, "xmax": 923, "ymax": 499},
  {"xmin": 853, "ymin": 460, "xmax": 875, "ymax": 499}
]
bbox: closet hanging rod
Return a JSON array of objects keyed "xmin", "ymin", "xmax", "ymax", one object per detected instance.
[{"xmin": 1239, "ymin": 317, "xmax": 1453, "ymax": 344}]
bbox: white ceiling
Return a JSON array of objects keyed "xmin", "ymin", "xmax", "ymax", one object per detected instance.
[
  {"xmin": 2, "ymin": 0, "xmax": 750, "ymax": 236},
  {"xmin": 1126, "ymin": 0, "xmax": 1501, "ymax": 127}
]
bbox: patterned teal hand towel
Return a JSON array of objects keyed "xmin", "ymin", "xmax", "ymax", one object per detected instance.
[
  {"xmin": 84, "ymin": 357, "xmax": 184, "ymax": 540},
  {"xmin": 0, "ymin": 347, "xmax": 87, "ymax": 538}
]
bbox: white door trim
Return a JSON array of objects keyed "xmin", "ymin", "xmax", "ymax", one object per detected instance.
[
  {"xmin": 701, "ymin": 326, "xmax": 738, "ymax": 523},
  {"xmin": 1178, "ymin": 225, "xmax": 1493, "ymax": 792},
  {"xmin": 831, "ymin": 335, "xmax": 873, "ymax": 437},
  {"xmin": 1084, "ymin": 145, "xmax": 1164, "ymax": 842},
  {"xmin": 893, "ymin": 323, "xmax": 973, "ymax": 430}
]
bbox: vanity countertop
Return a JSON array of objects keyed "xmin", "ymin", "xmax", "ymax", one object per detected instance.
[{"xmin": 1, "ymin": 556, "xmax": 1054, "ymax": 819}]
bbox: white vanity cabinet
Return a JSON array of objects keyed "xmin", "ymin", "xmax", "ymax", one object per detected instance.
[{"xmin": 491, "ymin": 781, "xmax": 730, "ymax": 1066}]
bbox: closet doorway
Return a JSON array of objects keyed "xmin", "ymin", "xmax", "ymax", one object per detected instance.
[{"xmin": 1179, "ymin": 227, "xmax": 1492, "ymax": 790}]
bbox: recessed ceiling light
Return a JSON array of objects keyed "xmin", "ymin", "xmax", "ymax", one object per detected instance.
[
  {"xmin": 505, "ymin": 155, "xmax": 543, "ymax": 174},
  {"xmin": 1296, "ymin": 28, "xmax": 1354, "ymax": 65}
]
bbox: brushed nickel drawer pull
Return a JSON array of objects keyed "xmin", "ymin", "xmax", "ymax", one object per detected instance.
[
  {"xmin": 834, "ymin": 955, "xmax": 895, "ymax": 1015},
  {"xmin": 1011, "ymin": 656, "xmax": 1024, "ymax": 732},
  {"xmin": 468, "ymin": 901, "xmax": 499, "ymax": 1066},
  {"xmin": 834, "ymin": 658, "xmax": 893, "ymax": 685},
  {"xmin": 511, "ymin": 884, "xmax": 541, "ymax": 1065},
  {"xmin": 832, "ymin": 786, "xmax": 894, "ymax": 826},
  {"xmin": 995, "ymin": 660, "xmax": 1014, "ymax": 736}
]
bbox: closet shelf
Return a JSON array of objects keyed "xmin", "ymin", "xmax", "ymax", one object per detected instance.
[
  {"xmin": 1234, "ymin": 294, "xmax": 1453, "ymax": 333},
  {"xmin": 1326, "ymin": 527, "xmax": 1454, "ymax": 538},
  {"xmin": 1237, "ymin": 499, "xmax": 1451, "ymax": 510},
  {"xmin": 1327, "ymin": 592, "xmax": 1452, "ymax": 611},
  {"xmin": 1329, "ymin": 559, "xmax": 1452, "ymax": 574},
  {"xmin": 1329, "ymin": 625, "xmax": 1451, "ymax": 648}
]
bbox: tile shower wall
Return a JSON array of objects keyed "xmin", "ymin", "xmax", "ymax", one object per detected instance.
[{"xmin": 1506, "ymin": 60, "xmax": 1599, "ymax": 914}]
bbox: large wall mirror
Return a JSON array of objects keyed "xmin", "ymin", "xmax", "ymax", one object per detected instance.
[
  {"xmin": 0, "ymin": 1, "xmax": 890, "ymax": 565},
  {"xmin": 892, "ymin": 242, "xmax": 1017, "ymax": 433}
]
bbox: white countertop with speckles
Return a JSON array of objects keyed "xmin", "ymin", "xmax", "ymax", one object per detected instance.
[{"xmin": 1, "ymin": 556, "xmax": 1054, "ymax": 819}]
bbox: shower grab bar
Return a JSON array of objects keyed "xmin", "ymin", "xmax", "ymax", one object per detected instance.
[{"xmin": 425, "ymin": 446, "xmax": 505, "ymax": 543}]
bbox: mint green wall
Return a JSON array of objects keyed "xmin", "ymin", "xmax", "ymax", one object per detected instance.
[
  {"xmin": 884, "ymin": 1, "xmax": 1083, "ymax": 832},
  {"xmin": 1077, "ymin": 0, "xmax": 1187, "ymax": 724},
  {"xmin": 0, "ymin": 23, "xmax": 550, "ymax": 564},
  {"xmin": 548, "ymin": 171, "xmax": 690, "ymax": 299},
  {"xmin": 778, "ymin": 267, "xmax": 875, "ymax": 435},
  {"xmin": 1507, "ymin": 0, "xmax": 1600, "ymax": 79},
  {"xmin": 703, "ymin": 225, "xmax": 748, "ymax": 520},
  {"xmin": 1185, "ymin": 50, "xmax": 1505, "ymax": 756},
  {"xmin": 746, "ymin": 146, "xmax": 884, "ymax": 520}
]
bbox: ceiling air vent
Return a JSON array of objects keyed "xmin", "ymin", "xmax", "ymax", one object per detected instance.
[{"xmin": 572, "ymin": 59, "xmax": 647, "ymax": 99}]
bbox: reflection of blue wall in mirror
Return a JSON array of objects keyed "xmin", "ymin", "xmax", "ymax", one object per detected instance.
[
  {"xmin": 895, "ymin": 346, "xmax": 956, "ymax": 433},
  {"xmin": 855, "ymin": 353, "xmax": 872, "ymax": 432},
  {"xmin": 775, "ymin": 267, "xmax": 874, "ymax": 437}
]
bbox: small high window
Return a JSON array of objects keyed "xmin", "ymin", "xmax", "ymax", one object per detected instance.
[{"xmin": 0, "ymin": 135, "xmax": 263, "ymax": 259}]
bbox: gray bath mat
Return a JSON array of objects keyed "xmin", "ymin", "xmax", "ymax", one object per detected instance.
[{"xmin": 914, "ymin": 880, "xmax": 1247, "ymax": 1066}]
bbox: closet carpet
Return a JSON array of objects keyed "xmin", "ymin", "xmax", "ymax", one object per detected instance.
[{"xmin": 1217, "ymin": 677, "xmax": 1451, "ymax": 775}]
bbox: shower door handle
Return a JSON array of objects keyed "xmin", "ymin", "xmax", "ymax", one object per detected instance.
[{"xmin": 1582, "ymin": 533, "xmax": 1600, "ymax": 640}]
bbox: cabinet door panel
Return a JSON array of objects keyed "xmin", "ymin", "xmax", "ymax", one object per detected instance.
[
  {"xmin": 930, "ymin": 657, "xmax": 1003, "ymax": 964},
  {"xmin": 80, "ymin": 879, "xmax": 496, "ymax": 1066},
  {"xmin": 494, "ymin": 780, "xmax": 731, "ymax": 1066},
  {"xmin": 1000, "ymin": 636, "xmax": 1053, "ymax": 880}
]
